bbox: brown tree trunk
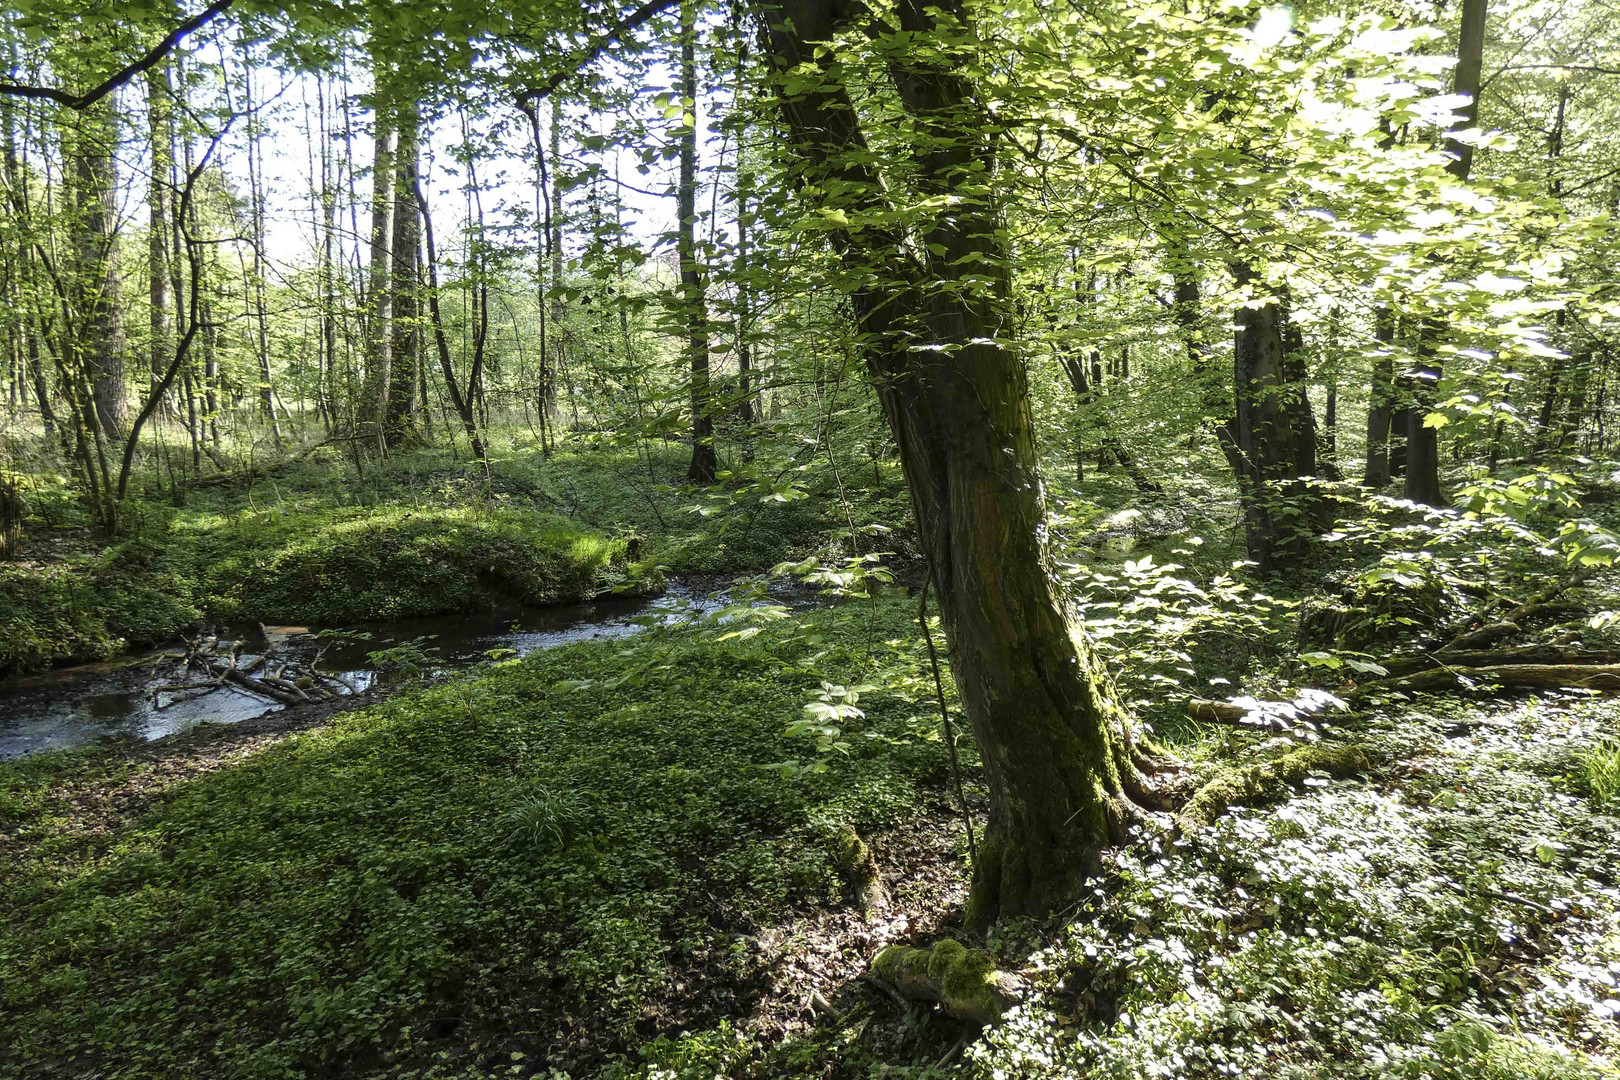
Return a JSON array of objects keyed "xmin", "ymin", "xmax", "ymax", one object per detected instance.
[
  {"xmin": 146, "ymin": 66, "xmax": 173, "ymax": 414},
  {"xmin": 383, "ymin": 99, "xmax": 420, "ymax": 448},
  {"xmin": 1364, "ymin": 305, "xmax": 1395, "ymax": 486},
  {"xmin": 760, "ymin": 0, "xmax": 1152, "ymax": 926},
  {"xmin": 67, "ymin": 95, "xmax": 126, "ymax": 440},
  {"xmin": 1407, "ymin": 0, "xmax": 1487, "ymax": 505},
  {"xmin": 680, "ymin": 0, "xmax": 718, "ymax": 483},
  {"xmin": 1231, "ymin": 264, "xmax": 1319, "ymax": 574},
  {"xmin": 366, "ymin": 86, "xmax": 396, "ymax": 449}
]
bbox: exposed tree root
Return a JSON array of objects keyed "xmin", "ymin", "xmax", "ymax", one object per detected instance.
[{"xmin": 1176, "ymin": 744, "xmax": 1370, "ymax": 830}]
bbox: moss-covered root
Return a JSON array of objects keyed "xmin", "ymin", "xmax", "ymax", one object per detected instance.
[
  {"xmin": 870, "ymin": 940, "xmax": 1025, "ymax": 1026},
  {"xmin": 832, "ymin": 824, "xmax": 889, "ymax": 913},
  {"xmin": 1177, "ymin": 744, "xmax": 1371, "ymax": 830}
]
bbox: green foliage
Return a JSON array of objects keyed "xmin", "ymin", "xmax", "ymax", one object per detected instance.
[
  {"xmin": 0, "ymin": 599, "xmax": 951, "ymax": 1077},
  {"xmin": 0, "ymin": 560, "xmax": 198, "ymax": 675},
  {"xmin": 977, "ymin": 697, "xmax": 1620, "ymax": 1080},
  {"xmin": 500, "ymin": 784, "xmax": 586, "ymax": 852},
  {"xmin": 1576, "ymin": 737, "xmax": 1620, "ymax": 808}
]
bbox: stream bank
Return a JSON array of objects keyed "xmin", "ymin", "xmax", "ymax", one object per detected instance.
[{"xmin": 0, "ymin": 579, "xmax": 818, "ymax": 760}]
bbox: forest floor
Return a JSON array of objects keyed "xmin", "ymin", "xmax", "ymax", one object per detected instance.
[
  {"xmin": 2, "ymin": 593, "xmax": 1618, "ymax": 1079},
  {"xmin": 3, "ymin": 436, "xmax": 1619, "ymax": 1077}
]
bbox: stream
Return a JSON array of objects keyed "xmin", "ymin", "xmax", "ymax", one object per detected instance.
[{"xmin": 0, "ymin": 583, "xmax": 803, "ymax": 760}]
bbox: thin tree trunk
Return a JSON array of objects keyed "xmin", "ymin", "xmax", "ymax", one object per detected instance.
[
  {"xmin": 366, "ymin": 85, "xmax": 396, "ymax": 449},
  {"xmin": 1407, "ymin": 0, "xmax": 1487, "ymax": 505},
  {"xmin": 1365, "ymin": 304, "xmax": 1395, "ymax": 486},
  {"xmin": 680, "ymin": 0, "xmax": 717, "ymax": 483},
  {"xmin": 383, "ymin": 98, "xmax": 420, "ymax": 447}
]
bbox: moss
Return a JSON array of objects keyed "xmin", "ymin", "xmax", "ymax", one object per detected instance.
[
  {"xmin": 1178, "ymin": 743, "xmax": 1371, "ymax": 828},
  {"xmin": 178, "ymin": 505, "xmax": 636, "ymax": 623},
  {"xmin": 831, "ymin": 823, "xmax": 886, "ymax": 910},
  {"xmin": 871, "ymin": 939, "xmax": 1020, "ymax": 1025}
]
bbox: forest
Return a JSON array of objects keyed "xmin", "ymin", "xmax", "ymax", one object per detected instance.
[{"xmin": 1, "ymin": 0, "xmax": 1619, "ymax": 1075}]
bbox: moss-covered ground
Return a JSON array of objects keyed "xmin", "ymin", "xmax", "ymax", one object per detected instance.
[{"xmin": 0, "ymin": 433, "xmax": 916, "ymax": 675}]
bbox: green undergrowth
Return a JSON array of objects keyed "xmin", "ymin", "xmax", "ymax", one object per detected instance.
[
  {"xmin": 1, "ymin": 432, "xmax": 915, "ymax": 673},
  {"xmin": 971, "ymin": 696, "xmax": 1620, "ymax": 1080},
  {"xmin": 611, "ymin": 698, "xmax": 1620, "ymax": 1080},
  {"xmin": 0, "ymin": 549, "xmax": 199, "ymax": 675},
  {"xmin": 0, "ymin": 505, "xmax": 644, "ymax": 674},
  {"xmin": 0, "ymin": 599, "xmax": 961, "ymax": 1078},
  {"xmin": 177, "ymin": 504, "xmax": 651, "ymax": 623}
]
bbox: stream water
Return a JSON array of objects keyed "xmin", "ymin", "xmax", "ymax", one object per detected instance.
[{"xmin": 0, "ymin": 583, "xmax": 789, "ymax": 760}]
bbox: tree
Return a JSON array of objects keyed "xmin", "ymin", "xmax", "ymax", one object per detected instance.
[
  {"xmin": 758, "ymin": 0, "xmax": 1158, "ymax": 924},
  {"xmin": 679, "ymin": 0, "xmax": 717, "ymax": 484},
  {"xmin": 1406, "ymin": 0, "xmax": 1488, "ymax": 506},
  {"xmin": 383, "ymin": 96, "xmax": 421, "ymax": 448}
]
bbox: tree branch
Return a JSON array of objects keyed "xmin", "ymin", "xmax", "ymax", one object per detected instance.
[
  {"xmin": 0, "ymin": 0, "xmax": 234, "ymax": 111},
  {"xmin": 515, "ymin": 0, "xmax": 678, "ymax": 109}
]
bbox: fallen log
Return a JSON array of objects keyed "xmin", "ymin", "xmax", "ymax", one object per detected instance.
[
  {"xmin": 1188, "ymin": 698, "xmax": 1251, "ymax": 725},
  {"xmin": 1440, "ymin": 620, "xmax": 1520, "ymax": 652},
  {"xmin": 831, "ymin": 825, "xmax": 888, "ymax": 913},
  {"xmin": 1379, "ymin": 646, "xmax": 1620, "ymax": 679},
  {"xmin": 870, "ymin": 940, "xmax": 1025, "ymax": 1025},
  {"xmin": 1351, "ymin": 664, "xmax": 1620, "ymax": 700},
  {"xmin": 1178, "ymin": 744, "xmax": 1370, "ymax": 829}
]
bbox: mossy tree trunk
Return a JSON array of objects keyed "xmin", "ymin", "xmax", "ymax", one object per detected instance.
[
  {"xmin": 383, "ymin": 98, "xmax": 420, "ymax": 449},
  {"xmin": 679, "ymin": 0, "xmax": 717, "ymax": 484},
  {"xmin": 760, "ymin": 0, "xmax": 1152, "ymax": 927}
]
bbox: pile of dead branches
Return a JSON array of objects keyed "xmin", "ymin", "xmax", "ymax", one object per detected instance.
[{"xmin": 154, "ymin": 627, "xmax": 355, "ymax": 709}]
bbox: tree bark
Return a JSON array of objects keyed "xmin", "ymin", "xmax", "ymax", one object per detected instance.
[
  {"xmin": 680, "ymin": 0, "xmax": 718, "ymax": 483},
  {"xmin": 383, "ymin": 98, "xmax": 420, "ymax": 448},
  {"xmin": 366, "ymin": 86, "xmax": 396, "ymax": 448},
  {"xmin": 1406, "ymin": 0, "xmax": 1487, "ymax": 505},
  {"xmin": 1364, "ymin": 304, "xmax": 1395, "ymax": 486},
  {"xmin": 759, "ymin": 0, "xmax": 1153, "ymax": 926},
  {"xmin": 66, "ymin": 93, "xmax": 126, "ymax": 439},
  {"xmin": 146, "ymin": 65, "xmax": 173, "ymax": 413},
  {"xmin": 1231, "ymin": 264, "xmax": 1320, "ymax": 574}
]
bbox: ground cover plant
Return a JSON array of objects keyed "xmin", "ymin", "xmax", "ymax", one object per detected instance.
[
  {"xmin": 0, "ymin": 600, "xmax": 963, "ymax": 1077},
  {"xmin": 4, "ymin": 0, "xmax": 1620, "ymax": 1074}
]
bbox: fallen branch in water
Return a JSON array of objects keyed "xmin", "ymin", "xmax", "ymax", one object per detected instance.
[{"xmin": 156, "ymin": 631, "xmax": 355, "ymax": 709}]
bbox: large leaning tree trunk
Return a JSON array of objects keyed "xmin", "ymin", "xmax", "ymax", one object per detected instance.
[{"xmin": 758, "ymin": 0, "xmax": 1160, "ymax": 926}]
